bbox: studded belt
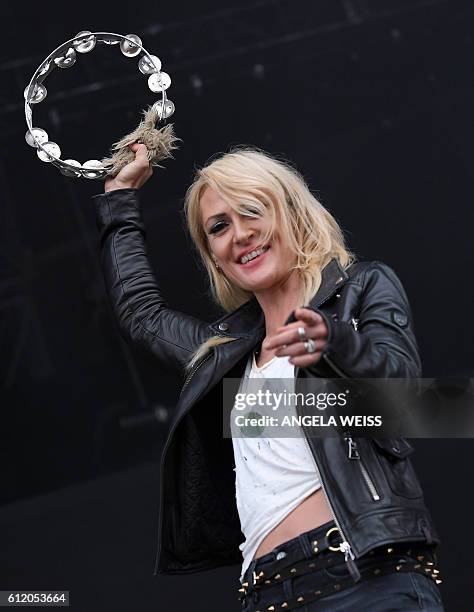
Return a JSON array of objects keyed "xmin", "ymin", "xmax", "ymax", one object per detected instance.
[{"xmin": 238, "ymin": 528, "xmax": 442, "ymax": 611}]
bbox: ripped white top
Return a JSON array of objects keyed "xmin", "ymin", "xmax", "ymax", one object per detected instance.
[{"xmin": 231, "ymin": 352, "xmax": 322, "ymax": 583}]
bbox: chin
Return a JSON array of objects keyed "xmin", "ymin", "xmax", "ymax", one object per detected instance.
[{"xmin": 236, "ymin": 273, "xmax": 282, "ymax": 293}]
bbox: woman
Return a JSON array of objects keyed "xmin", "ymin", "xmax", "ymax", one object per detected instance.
[{"xmin": 94, "ymin": 143, "xmax": 445, "ymax": 611}]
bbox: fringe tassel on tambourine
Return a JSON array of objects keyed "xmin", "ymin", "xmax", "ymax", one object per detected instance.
[{"xmin": 101, "ymin": 103, "xmax": 180, "ymax": 176}]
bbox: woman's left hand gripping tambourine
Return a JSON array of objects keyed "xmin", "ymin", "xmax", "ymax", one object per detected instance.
[{"xmin": 24, "ymin": 31, "xmax": 179, "ymax": 179}]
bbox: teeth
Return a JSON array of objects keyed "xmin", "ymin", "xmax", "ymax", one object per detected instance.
[{"xmin": 240, "ymin": 245, "xmax": 268, "ymax": 264}]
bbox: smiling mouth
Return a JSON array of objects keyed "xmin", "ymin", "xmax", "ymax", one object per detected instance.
[{"xmin": 238, "ymin": 244, "xmax": 270, "ymax": 265}]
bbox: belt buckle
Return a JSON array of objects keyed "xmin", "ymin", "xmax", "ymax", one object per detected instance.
[{"xmin": 325, "ymin": 526, "xmax": 343, "ymax": 552}]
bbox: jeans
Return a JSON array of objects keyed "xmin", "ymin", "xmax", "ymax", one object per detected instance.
[{"xmin": 240, "ymin": 524, "xmax": 445, "ymax": 611}]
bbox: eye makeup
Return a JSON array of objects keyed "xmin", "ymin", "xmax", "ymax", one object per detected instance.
[
  {"xmin": 205, "ymin": 205, "xmax": 263, "ymax": 235},
  {"xmin": 208, "ymin": 221, "xmax": 228, "ymax": 235}
]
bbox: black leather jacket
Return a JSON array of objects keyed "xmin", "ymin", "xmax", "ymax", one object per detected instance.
[{"xmin": 94, "ymin": 188, "xmax": 440, "ymax": 579}]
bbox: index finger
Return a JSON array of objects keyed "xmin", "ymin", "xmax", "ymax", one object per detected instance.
[{"xmin": 293, "ymin": 307, "xmax": 323, "ymax": 326}]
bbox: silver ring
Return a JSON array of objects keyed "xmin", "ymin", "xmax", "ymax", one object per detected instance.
[
  {"xmin": 297, "ymin": 326, "xmax": 307, "ymax": 341},
  {"xmin": 304, "ymin": 339, "xmax": 317, "ymax": 354}
]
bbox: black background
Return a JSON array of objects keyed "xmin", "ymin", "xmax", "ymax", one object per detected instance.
[{"xmin": 1, "ymin": 1, "xmax": 473, "ymax": 610}]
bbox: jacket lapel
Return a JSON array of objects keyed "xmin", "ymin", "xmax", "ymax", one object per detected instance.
[{"xmin": 309, "ymin": 258, "xmax": 349, "ymax": 310}]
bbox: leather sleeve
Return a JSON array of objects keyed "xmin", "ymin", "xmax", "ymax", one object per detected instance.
[
  {"xmin": 308, "ymin": 262, "xmax": 422, "ymax": 379},
  {"xmin": 93, "ymin": 188, "xmax": 210, "ymax": 372}
]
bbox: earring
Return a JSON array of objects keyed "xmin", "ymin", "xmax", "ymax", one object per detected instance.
[{"xmin": 211, "ymin": 255, "xmax": 220, "ymax": 270}]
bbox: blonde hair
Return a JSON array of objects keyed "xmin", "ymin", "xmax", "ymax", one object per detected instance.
[{"xmin": 184, "ymin": 146, "xmax": 354, "ymax": 370}]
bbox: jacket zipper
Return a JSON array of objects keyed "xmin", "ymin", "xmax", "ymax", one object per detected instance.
[
  {"xmin": 154, "ymin": 351, "xmax": 213, "ymax": 574},
  {"xmin": 181, "ymin": 352, "xmax": 212, "ymax": 394},
  {"xmin": 295, "ymin": 365, "xmax": 361, "ymax": 582},
  {"xmin": 345, "ymin": 436, "xmax": 380, "ymax": 501},
  {"xmin": 294, "ymin": 300, "xmax": 363, "ymax": 578}
]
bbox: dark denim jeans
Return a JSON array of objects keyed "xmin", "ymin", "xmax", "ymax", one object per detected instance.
[{"xmin": 240, "ymin": 525, "xmax": 445, "ymax": 612}]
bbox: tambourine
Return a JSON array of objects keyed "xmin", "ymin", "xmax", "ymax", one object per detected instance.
[{"xmin": 24, "ymin": 31, "xmax": 178, "ymax": 179}]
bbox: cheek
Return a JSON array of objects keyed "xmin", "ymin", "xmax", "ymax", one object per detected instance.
[
  {"xmin": 208, "ymin": 233, "xmax": 223, "ymax": 252},
  {"xmin": 272, "ymin": 243, "xmax": 295, "ymax": 270},
  {"xmin": 212, "ymin": 239, "xmax": 233, "ymax": 264}
]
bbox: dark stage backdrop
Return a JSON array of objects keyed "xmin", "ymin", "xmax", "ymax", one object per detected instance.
[{"xmin": 1, "ymin": 1, "xmax": 473, "ymax": 610}]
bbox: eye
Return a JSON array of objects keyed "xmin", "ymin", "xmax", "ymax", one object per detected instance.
[
  {"xmin": 209, "ymin": 221, "xmax": 228, "ymax": 234},
  {"xmin": 240, "ymin": 204, "xmax": 262, "ymax": 218}
]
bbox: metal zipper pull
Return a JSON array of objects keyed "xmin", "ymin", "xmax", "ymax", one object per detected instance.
[
  {"xmin": 345, "ymin": 435, "xmax": 360, "ymax": 459},
  {"xmin": 339, "ymin": 541, "xmax": 361, "ymax": 582},
  {"xmin": 350, "ymin": 317, "xmax": 359, "ymax": 331}
]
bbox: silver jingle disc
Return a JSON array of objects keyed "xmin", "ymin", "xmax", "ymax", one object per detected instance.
[
  {"xmin": 153, "ymin": 99, "xmax": 175, "ymax": 119},
  {"xmin": 54, "ymin": 47, "xmax": 76, "ymax": 69},
  {"xmin": 25, "ymin": 127, "xmax": 49, "ymax": 148},
  {"xmin": 24, "ymin": 83, "xmax": 47, "ymax": 104},
  {"xmin": 83, "ymin": 159, "xmax": 106, "ymax": 179},
  {"xmin": 148, "ymin": 71, "xmax": 171, "ymax": 93},
  {"xmin": 73, "ymin": 31, "xmax": 96, "ymax": 54},
  {"xmin": 37, "ymin": 141, "xmax": 61, "ymax": 162},
  {"xmin": 120, "ymin": 34, "xmax": 142, "ymax": 58},
  {"xmin": 83, "ymin": 159, "xmax": 104, "ymax": 169},
  {"xmin": 60, "ymin": 159, "xmax": 82, "ymax": 177},
  {"xmin": 138, "ymin": 54, "xmax": 161, "ymax": 75}
]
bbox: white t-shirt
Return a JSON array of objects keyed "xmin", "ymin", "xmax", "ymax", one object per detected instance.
[{"xmin": 231, "ymin": 352, "xmax": 322, "ymax": 582}]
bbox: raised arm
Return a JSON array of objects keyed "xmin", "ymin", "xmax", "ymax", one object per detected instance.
[{"xmin": 93, "ymin": 144, "xmax": 210, "ymax": 373}]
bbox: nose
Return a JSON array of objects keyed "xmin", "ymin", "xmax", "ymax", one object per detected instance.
[{"xmin": 232, "ymin": 217, "xmax": 255, "ymax": 244}]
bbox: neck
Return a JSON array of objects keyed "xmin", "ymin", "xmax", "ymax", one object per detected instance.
[{"xmin": 254, "ymin": 270, "xmax": 302, "ymax": 339}]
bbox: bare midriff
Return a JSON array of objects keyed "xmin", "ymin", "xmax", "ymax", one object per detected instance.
[
  {"xmin": 252, "ymin": 351, "xmax": 335, "ymax": 560},
  {"xmin": 253, "ymin": 483, "xmax": 334, "ymax": 559}
]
